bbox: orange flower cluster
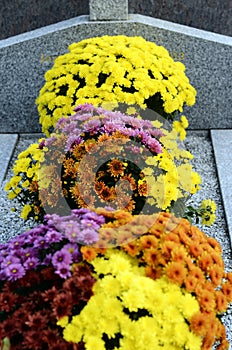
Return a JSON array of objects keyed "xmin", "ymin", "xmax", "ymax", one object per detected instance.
[
  {"xmin": 122, "ymin": 212, "xmax": 232, "ymax": 350},
  {"xmin": 81, "ymin": 210, "xmax": 232, "ymax": 350}
]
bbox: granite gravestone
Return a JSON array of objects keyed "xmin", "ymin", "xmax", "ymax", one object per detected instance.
[
  {"xmin": 89, "ymin": 0, "xmax": 128, "ymax": 20},
  {"xmin": 0, "ymin": 0, "xmax": 231, "ymax": 133}
]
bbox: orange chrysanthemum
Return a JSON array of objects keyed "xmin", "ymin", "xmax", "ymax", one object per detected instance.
[
  {"xmin": 71, "ymin": 144, "xmax": 86, "ymax": 160},
  {"xmin": 94, "ymin": 181, "xmax": 105, "ymax": 193},
  {"xmin": 139, "ymin": 235, "xmax": 158, "ymax": 249},
  {"xmin": 138, "ymin": 181, "xmax": 148, "ymax": 196},
  {"xmin": 171, "ymin": 246, "xmax": 187, "ymax": 263},
  {"xmin": 97, "ymin": 134, "xmax": 110, "ymax": 143},
  {"xmin": 143, "ymin": 247, "xmax": 160, "ymax": 266},
  {"xmin": 188, "ymin": 242, "xmax": 203, "ymax": 259},
  {"xmin": 63, "ymin": 158, "xmax": 78, "ymax": 178},
  {"xmin": 161, "ymin": 240, "xmax": 178, "ymax": 257},
  {"xmin": 184, "ymin": 275, "xmax": 198, "ymax": 292},
  {"xmin": 222, "ymin": 282, "xmax": 232, "ymax": 302},
  {"xmin": 121, "ymin": 198, "xmax": 135, "ymax": 212},
  {"xmin": 210, "ymin": 252, "xmax": 224, "ymax": 267},
  {"xmin": 123, "ymin": 241, "xmax": 140, "ymax": 257},
  {"xmin": 99, "ymin": 186, "xmax": 116, "ymax": 201},
  {"xmin": 145, "ymin": 265, "xmax": 162, "ymax": 280},
  {"xmin": 209, "ymin": 264, "xmax": 223, "ymax": 287},
  {"xmin": 175, "ymin": 226, "xmax": 191, "ymax": 245},
  {"xmin": 188, "ymin": 266, "xmax": 205, "ymax": 284},
  {"xmin": 215, "ymin": 290, "xmax": 228, "ymax": 313},
  {"xmin": 190, "ymin": 311, "xmax": 209, "ymax": 336},
  {"xmin": 198, "ymin": 289, "xmax": 216, "ymax": 312},
  {"xmin": 202, "ymin": 334, "xmax": 215, "ymax": 350},
  {"xmin": 165, "ymin": 261, "xmax": 187, "ymax": 285},
  {"xmin": 207, "ymin": 237, "xmax": 222, "ymax": 253},
  {"xmin": 198, "ymin": 253, "xmax": 213, "ymax": 271},
  {"xmin": 80, "ymin": 246, "xmax": 98, "ymax": 261},
  {"xmin": 83, "ymin": 140, "xmax": 96, "ymax": 153},
  {"xmin": 107, "ymin": 159, "xmax": 125, "ymax": 177},
  {"xmin": 114, "ymin": 210, "xmax": 133, "ymax": 224}
]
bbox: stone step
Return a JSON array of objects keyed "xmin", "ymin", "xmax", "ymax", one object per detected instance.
[
  {"xmin": 0, "ymin": 134, "xmax": 18, "ymax": 184},
  {"xmin": 211, "ymin": 129, "xmax": 232, "ymax": 243}
]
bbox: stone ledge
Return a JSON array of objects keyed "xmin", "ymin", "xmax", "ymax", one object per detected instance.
[{"xmin": 211, "ymin": 129, "xmax": 232, "ymax": 245}]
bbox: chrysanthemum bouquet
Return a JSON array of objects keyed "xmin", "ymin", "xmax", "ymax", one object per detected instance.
[
  {"xmin": 36, "ymin": 35, "xmax": 196, "ymax": 136},
  {"xmin": 5, "ymin": 104, "xmax": 207, "ymax": 223},
  {"xmin": 1, "ymin": 209, "xmax": 232, "ymax": 350},
  {"xmin": 1, "ymin": 35, "xmax": 229, "ymax": 349}
]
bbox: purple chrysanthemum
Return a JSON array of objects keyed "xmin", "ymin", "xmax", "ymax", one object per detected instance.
[
  {"xmin": 34, "ymin": 236, "xmax": 49, "ymax": 249},
  {"xmin": 55, "ymin": 263, "xmax": 72, "ymax": 279},
  {"xmin": 5, "ymin": 263, "xmax": 26, "ymax": 281},
  {"xmin": 51, "ymin": 248, "xmax": 72, "ymax": 268},
  {"xmin": 23, "ymin": 257, "xmax": 40, "ymax": 270},
  {"xmin": 19, "ymin": 247, "xmax": 38, "ymax": 263},
  {"xmin": 1, "ymin": 254, "xmax": 21, "ymax": 268},
  {"xmin": 63, "ymin": 243, "xmax": 80, "ymax": 263},
  {"xmin": 45, "ymin": 229, "xmax": 63, "ymax": 244},
  {"xmin": 80, "ymin": 228, "xmax": 99, "ymax": 245},
  {"xmin": 62, "ymin": 220, "xmax": 81, "ymax": 242}
]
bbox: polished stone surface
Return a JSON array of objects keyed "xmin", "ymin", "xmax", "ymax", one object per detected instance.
[{"xmin": 211, "ymin": 129, "xmax": 232, "ymax": 243}]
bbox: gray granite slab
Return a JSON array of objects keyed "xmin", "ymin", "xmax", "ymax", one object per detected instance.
[
  {"xmin": 89, "ymin": 0, "xmax": 128, "ymax": 20},
  {"xmin": 0, "ymin": 134, "xmax": 18, "ymax": 184},
  {"xmin": 211, "ymin": 130, "xmax": 232, "ymax": 243},
  {"xmin": 0, "ymin": 14, "xmax": 231, "ymax": 133}
]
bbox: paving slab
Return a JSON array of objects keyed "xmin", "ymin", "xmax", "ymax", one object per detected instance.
[
  {"xmin": 0, "ymin": 134, "xmax": 18, "ymax": 184},
  {"xmin": 211, "ymin": 130, "xmax": 232, "ymax": 243}
]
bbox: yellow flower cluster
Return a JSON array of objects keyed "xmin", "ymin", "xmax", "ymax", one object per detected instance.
[
  {"xmin": 4, "ymin": 143, "xmax": 45, "ymax": 220},
  {"xmin": 200, "ymin": 199, "xmax": 217, "ymax": 225},
  {"xmin": 145, "ymin": 119, "xmax": 201, "ymax": 210},
  {"xmin": 60, "ymin": 250, "xmax": 201, "ymax": 350},
  {"xmin": 36, "ymin": 35, "xmax": 196, "ymax": 136}
]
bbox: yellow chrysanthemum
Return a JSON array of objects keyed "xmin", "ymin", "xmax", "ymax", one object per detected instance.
[{"xmin": 36, "ymin": 35, "xmax": 196, "ymax": 136}]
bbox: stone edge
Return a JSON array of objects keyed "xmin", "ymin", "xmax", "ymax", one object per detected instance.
[
  {"xmin": 1, "ymin": 14, "xmax": 231, "ymax": 49},
  {"xmin": 211, "ymin": 130, "xmax": 232, "ymax": 246}
]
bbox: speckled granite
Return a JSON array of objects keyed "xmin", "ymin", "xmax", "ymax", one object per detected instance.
[
  {"xmin": 0, "ymin": 14, "xmax": 231, "ymax": 133},
  {"xmin": 89, "ymin": 0, "xmax": 128, "ymax": 20},
  {"xmin": 0, "ymin": 134, "xmax": 18, "ymax": 184}
]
